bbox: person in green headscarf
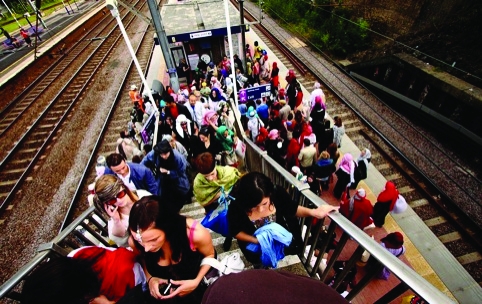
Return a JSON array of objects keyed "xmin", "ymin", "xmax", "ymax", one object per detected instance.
[
  {"xmin": 193, "ymin": 152, "xmax": 241, "ymax": 210},
  {"xmin": 193, "ymin": 152, "xmax": 242, "ymax": 251},
  {"xmin": 215, "ymin": 125, "xmax": 238, "ymax": 166}
]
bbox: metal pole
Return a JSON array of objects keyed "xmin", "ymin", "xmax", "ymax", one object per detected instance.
[
  {"xmin": 66, "ymin": 1, "xmax": 75, "ymax": 13},
  {"xmin": 112, "ymin": 12, "xmax": 160, "ymax": 145},
  {"xmin": 146, "ymin": 0, "xmax": 179, "ymax": 92},
  {"xmin": 73, "ymin": 0, "xmax": 80, "ymax": 11},
  {"xmin": 28, "ymin": 0, "xmax": 48, "ymax": 29},
  {"xmin": 1, "ymin": 0, "xmax": 22, "ymax": 27},
  {"xmin": 224, "ymin": 0, "xmax": 238, "ymax": 109},
  {"xmin": 239, "ymin": 0, "xmax": 246, "ymax": 74},
  {"xmin": 61, "ymin": 1, "xmax": 71, "ymax": 15}
]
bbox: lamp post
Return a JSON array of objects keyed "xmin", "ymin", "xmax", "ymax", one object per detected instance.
[
  {"xmin": 239, "ymin": 0, "xmax": 246, "ymax": 73},
  {"xmin": 27, "ymin": 0, "xmax": 48, "ymax": 29},
  {"xmin": 105, "ymin": 0, "xmax": 160, "ymax": 145},
  {"xmin": 23, "ymin": 12, "xmax": 41, "ymax": 41},
  {"xmin": 224, "ymin": 0, "xmax": 239, "ymax": 108}
]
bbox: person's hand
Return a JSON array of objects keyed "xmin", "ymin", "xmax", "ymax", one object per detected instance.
[
  {"xmin": 312, "ymin": 205, "xmax": 339, "ymax": 219},
  {"xmin": 89, "ymin": 295, "xmax": 114, "ymax": 304},
  {"xmin": 215, "ymin": 154, "xmax": 222, "ymax": 161},
  {"xmin": 103, "ymin": 204, "xmax": 119, "ymax": 221},
  {"xmin": 147, "ymin": 277, "xmax": 169, "ymax": 300},
  {"xmin": 161, "ymin": 279, "xmax": 199, "ymax": 299},
  {"xmin": 160, "ymin": 167, "xmax": 168, "ymax": 174}
]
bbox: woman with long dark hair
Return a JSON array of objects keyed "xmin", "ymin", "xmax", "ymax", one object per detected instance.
[
  {"xmin": 228, "ymin": 172, "xmax": 338, "ymax": 267},
  {"xmin": 129, "ymin": 196, "xmax": 215, "ymax": 303}
]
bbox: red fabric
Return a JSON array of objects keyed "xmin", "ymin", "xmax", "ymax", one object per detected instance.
[
  {"xmin": 272, "ymin": 75, "xmax": 279, "ymax": 87},
  {"xmin": 278, "ymin": 88, "xmax": 286, "ymax": 99},
  {"xmin": 340, "ymin": 192, "xmax": 374, "ymax": 230},
  {"xmin": 377, "ymin": 181, "xmax": 399, "ymax": 211},
  {"xmin": 286, "ymin": 138, "xmax": 301, "ymax": 168},
  {"xmin": 71, "ymin": 247, "xmax": 137, "ymax": 301},
  {"xmin": 295, "ymin": 91, "xmax": 303, "ymax": 108},
  {"xmin": 170, "ymin": 104, "xmax": 179, "ymax": 120}
]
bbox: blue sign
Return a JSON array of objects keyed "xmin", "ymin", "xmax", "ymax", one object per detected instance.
[
  {"xmin": 239, "ymin": 84, "xmax": 271, "ymax": 103},
  {"xmin": 168, "ymin": 25, "xmax": 248, "ymax": 42}
]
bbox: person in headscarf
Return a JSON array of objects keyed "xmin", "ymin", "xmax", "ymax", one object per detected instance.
[
  {"xmin": 310, "ymin": 97, "xmax": 326, "ymax": 150},
  {"xmin": 224, "ymin": 77, "xmax": 234, "ymax": 100},
  {"xmin": 216, "ymin": 125, "xmax": 238, "ymax": 167},
  {"xmin": 256, "ymin": 127, "xmax": 269, "ymax": 151},
  {"xmin": 333, "ymin": 153, "xmax": 356, "ymax": 199},
  {"xmin": 295, "ymin": 82, "xmax": 303, "ymax": 111},
  {"xmin": 172, "ymin": 114, "xmax": 195, "ymax": 158},
  {"xmin": 285, "ymin": 130, "xmax": 301, "ymax": 170},
  {"xmin": 372, "ymin": 181, "xmax": 399, "ymax": 227},
  {"xmin": 340, "ymin": 188, "xmax": 374, "ymax": 230},
  {"xmin": 209, "ymin": 87, "xmax": 226, "ymax": 111},
  {"xmin": 310, "ymin": 82, "xmax": 326, "ymax": 111},
  {"xmin": 265, "ymin": 129, "xmax": 286, "ymax": 167},
  {"xmin": 141, "ymin": 140, "xmax": 190, "ymax": 211},
  {"xmin": 351, "ymin": 148, "xmax": 372, "ymax": 189},
  {"xmin": 285, "ymin": 70, "xmax": 298, "ymax": 110},
  {"xmin": 200, "ymin": 81, "xmax": 211, "ymax": 97},
  {"xmin": 271, "ymin": 61, "xmax": 280, "ymax": 88},
  {"xmin": 202, "ymin": 109, "xmax": 219, "ymax": 139},
  {"xmin": 247, "ymin": 106, "xmax": 264, "ymax": 141},
  {"xmin": 377, "ymin": 232, "xmax": 406, "ymax": 279}
]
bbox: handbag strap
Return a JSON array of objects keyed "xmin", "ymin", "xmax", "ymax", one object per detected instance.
[{"xmin": 201, "ymin": 257, "xmax": 229, "ymax": 274}]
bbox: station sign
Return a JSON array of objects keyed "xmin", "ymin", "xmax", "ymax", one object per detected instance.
[
  {"xmin": 239, "ymin": 84, "xmax": 271, "ymax": 103},
  {"xmin": 190, "ymin": 31, "xmax": 212, "ymax": 39},
  {"xmin": 168, "ymin": 25, "xmax": 248, "ymax": 42}
]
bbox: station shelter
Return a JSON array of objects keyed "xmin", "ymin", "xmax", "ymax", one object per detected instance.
[{"xmin": 161, "ymin": 0, "xmax": 249, "ymax": 84}]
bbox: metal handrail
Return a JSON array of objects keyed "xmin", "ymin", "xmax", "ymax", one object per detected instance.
[{"xmin": 241, "ymin": 135, "xmax": 454, "ymax": 304}]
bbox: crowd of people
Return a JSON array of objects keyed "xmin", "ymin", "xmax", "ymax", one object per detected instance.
[{"xmin": 19, "ymin": 43, "xmax": 411, "ymax": 303}]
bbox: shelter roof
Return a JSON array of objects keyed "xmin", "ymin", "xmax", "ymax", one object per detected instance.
[{"xmin": 161, "ymin": 0, "xmax": 242, "ymax": 37}]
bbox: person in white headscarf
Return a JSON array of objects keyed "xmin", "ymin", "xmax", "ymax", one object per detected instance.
[
  {"xmin": 172, "ymin": 114, "xmax": 195, "ymax": 158},
  {"xmin": 310, "ymin": 82, "xmax": 326, "ymax": 111},
  {"xmin": 224, "ymin": 76, "xmax": 234, "ymax": 100},
  {"xmin": 351, "ymin": 148, "xmax": 371, "ymax": 189},
  {"xmin": 247, "ymin": 106, "xmax": 264, "ymax": 141}
]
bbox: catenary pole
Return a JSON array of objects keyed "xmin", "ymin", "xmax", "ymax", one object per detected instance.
[{"xmin": 146, "ymin": 0, "xmax": 179, "ymax": 92}]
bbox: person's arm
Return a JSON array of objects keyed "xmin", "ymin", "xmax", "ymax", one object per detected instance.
[
  {"xmin": 165, "ymin": 222, "xmax": 215, "ymax": 299},
  {"xmin": 234, "ymin": 231, "xmax": 259, "ymax": 244},
  {"xmin": 164, "ymin": 153, "xmax": 187, "ymax": 179},
  {"xmin": 295, "ymin": 204, "xmax": 339, "ymax": 219},
  {"xmin": 144, "ymin": 166, "xmax": 159, "ymax": 195}
]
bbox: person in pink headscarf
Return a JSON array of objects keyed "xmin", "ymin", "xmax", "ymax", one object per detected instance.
[
  {"xmin": 310, "ymin": 82, "xmax": 326, "ymax": 110},
  {"xmin": 202, "ymin": 109, "xmax": 219, "ymax": 137},
  {"xmin": 333, "ymin": 153, "xmax": 356, "ymax": 199}
]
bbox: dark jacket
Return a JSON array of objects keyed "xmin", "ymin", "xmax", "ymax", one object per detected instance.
[{"xmin": 105, "ymin": 162, "xmax": 158, "ymax": 195}]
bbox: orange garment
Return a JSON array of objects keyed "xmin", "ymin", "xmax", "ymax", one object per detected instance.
[{"xmin": 129, "ymin": 90, "xmax": 145, "ymax": 113}]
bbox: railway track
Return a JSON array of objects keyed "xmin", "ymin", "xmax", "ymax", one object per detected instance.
[
  {"xmin": 239, "ymin": 1, "xmax": 482, "ymax": 285},
  {"xmin": 0, "ymin": 0, "xmax": 143, "ymax": 214}
]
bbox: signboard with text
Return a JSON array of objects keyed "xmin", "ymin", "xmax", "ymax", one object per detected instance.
[{"xmin": 239, "ymin": 84, "xmax": 271, "ymax": 103}]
